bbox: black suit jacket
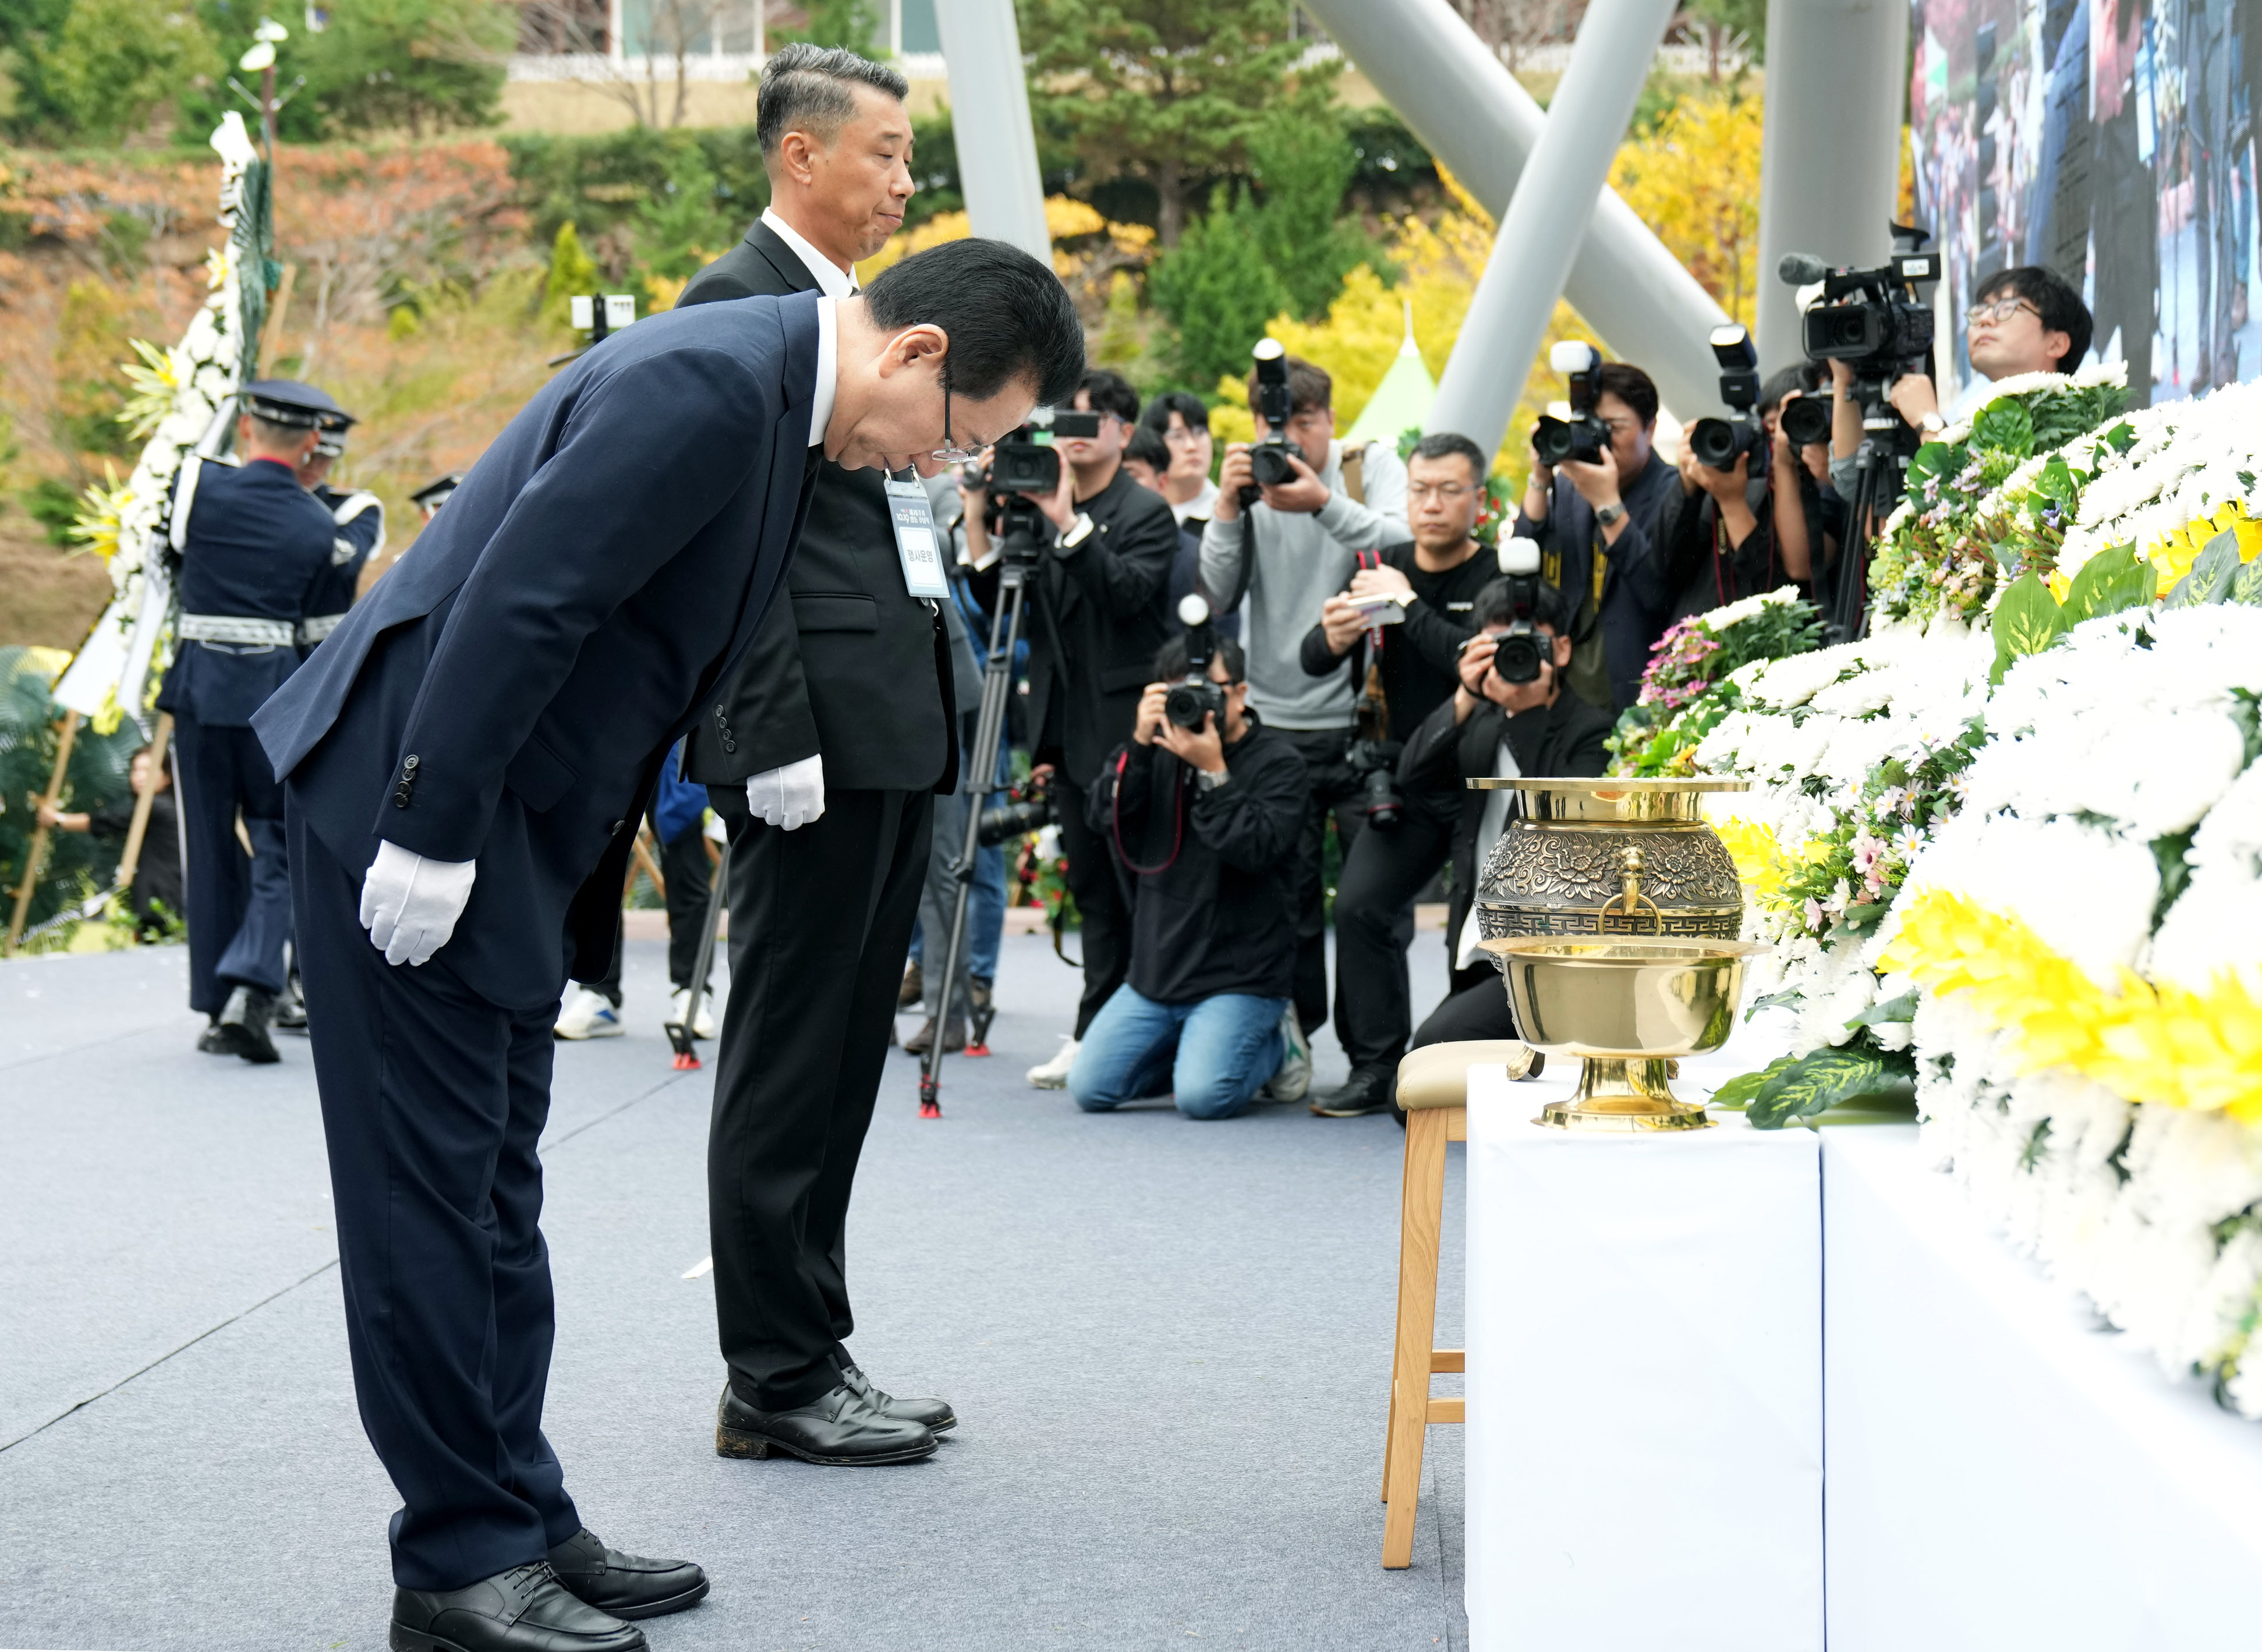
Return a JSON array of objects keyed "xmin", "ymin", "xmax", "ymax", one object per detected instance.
[
  {"xmin": 1397, "ymin": 688, "xmax": 1615, "ymax": 949},
  {"xmin": 672, "ymin": 220, "xmax": 955, "ymax": 794},
  {"xmin": 253, "ymin": 293, "xmax": 823, "ymax": 1012},
  {"xmin": 1025, "ymin": 466, "xmax": 1181, "ymax": 784}
]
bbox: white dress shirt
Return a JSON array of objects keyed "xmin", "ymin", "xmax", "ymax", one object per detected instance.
[
  {"xmin": 762, "ymin": 207, "xmax": 857, "ymax": 299},
  {"xmin": 761, "ymin": 209, "xmax": 852, "ymax": 451}
]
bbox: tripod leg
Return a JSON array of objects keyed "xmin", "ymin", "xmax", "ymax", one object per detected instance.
[{"xmin": 670, "ymin": 839, "xmax": 729, "ymax": 1070}]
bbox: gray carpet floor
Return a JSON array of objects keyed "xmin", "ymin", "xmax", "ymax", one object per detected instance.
[{"xmin": 0, "ymin": 925, "xmax": 1465, "ymax": 1652}]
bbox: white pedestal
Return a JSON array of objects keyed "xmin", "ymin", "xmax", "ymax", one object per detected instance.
[
  {"xmin": 1823, "ymin": 1128, "xmax": 2262, "ymax": 1650},
  {"xmin": 1464, "ymin": 1066, "xmax": 1823, "ymax": 1651}
]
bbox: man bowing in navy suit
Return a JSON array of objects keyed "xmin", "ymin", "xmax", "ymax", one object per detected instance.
[{"xmin": 253, "ymin": 238, "xmax": 1084, "ymax": 1652}]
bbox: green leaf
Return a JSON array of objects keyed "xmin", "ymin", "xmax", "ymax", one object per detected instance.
[
  {"xmin": 2231, "ymin": 558, "xmax": 2262, "ymax": 608},
  {"xmin": 1971, "ymin": 396, "xmax": 2036, "ymax": 457},
  {"xmin": 1990, "ymin": 572, "xmax": 2068, "ymax": 684},
  {"xmin": 2104, "ymin": 420, "xmax": 2137, "ymax": 453},
  {"xmin": 1710, "ymin": 1054, "xmax": 1797, "ymax": 1111},
  {"xmin": 1851, "ymin": 990, "xmax": 1918, "ymax": 1027},
  {"xmin": 2061, "ymin": 543, "xmax": 2155, "ymax": 622},
  {"xmin": 1747, "ymin": 988, "xmax": 1806, "ymax": 1015},
  {"xmin": 1905, "ymin": 441, "xmax": 1957, "ymax": 491},
  {"xmin": 1747, "ymin": 1045, "xmax": 1917, "ymax": 1129},
  {"xmin": 2164, "ymin": 528, "xmax": 2245, "ymax": 609}
]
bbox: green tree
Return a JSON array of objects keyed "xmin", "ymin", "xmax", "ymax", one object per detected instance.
[
  {"xmin": 302, "ymin": 0, "xmax": 512, "ymax": 138},
  {"xmin": 0, "ymin": 0, "xmax": 74, "ymax": 140},
  {"xmin": 771, "ymin": 0, "xmax": 886, "ymax": 57},
  {"xmin": 1245, "ymin": 98, "xmax": 1375, "ymax": 320},
  {"xmin": 541, "ymin": 220, "xmax": 598, "ymax": 329},
  {"xmin": 632, "ymin": 144, "xmax": 734, "ymax": 282},
  {"xmin": 1146, "ymin": 185, "xmax": 1287, "ymax": 390},
  {"xmin": 1015, "ymin": 0, "xmax": 1328, "ymax": 247},
  {"xmin": 37, "ymin": 0, "xmax": 218, "ymax": 144}
]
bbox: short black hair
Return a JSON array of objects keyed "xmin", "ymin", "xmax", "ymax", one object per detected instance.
[
  {"xmin": 862, "ymin": 238, "xmax": 1086, "ymax": 406},
  {"xmin": 1757, "ymin": 366, "xmax": 1807, "ymax": 415},
  {"xmin": 1153, "ymin": 629, "xmax": 1248, "ymax": 684},
  {"xmin": 1974, "ymin": 264, "xmax": 2094, "ymax": 371},
  {"xmin": 1124, "ymin": 425, "xmax": 1170, "ymax": 472},
  {"xmin": 1409, "ymin": 430, "xmax": 1486, "ymax": 482},
  {"xmin": 1594, "ymin": 362, "xmax": 1659, "ymax": 429},
  {"xmin": 1141, "ymin": 390, "xmax": 1210, "ymax": 436},
  {"xmin": 1077, "ymin": 369, "xmax": 1140, "ymax": 426},
  {"xmin": 1475, "ymin": 572, "xmax": 1573, "ymax": 634},
  {"xmin": 756, "ymin": 43, "xmax": 908, "ymax": 155},
  {"xmin": 1247, "ymin": 352, "xmax": 1331, "ymax": 418}
]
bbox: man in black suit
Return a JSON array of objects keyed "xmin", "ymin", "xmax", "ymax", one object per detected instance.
[
  {"xmin": 253, "ymin": 239, "xmax": 1083, "ymax": 1652},
  {"xmin": 665, "ymin": 43, "xmax": 967, "ymax": 1468},
  {"xmin": 958, "ymin": 368, "xmax": 1183, "ymax": 1085}
]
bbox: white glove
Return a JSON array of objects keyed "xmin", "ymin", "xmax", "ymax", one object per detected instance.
[
  {"xmin": 746, "ymin": 754, "xmax": 825, "ymax": 830},
  {"xmin": 359, "ymin": 839, "xmax": 477, "ymax": 967}
]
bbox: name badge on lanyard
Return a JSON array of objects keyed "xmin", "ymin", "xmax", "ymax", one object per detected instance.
[{"xmin": 885, "ymin": 473, "xmax": 950, "ymax": 599}]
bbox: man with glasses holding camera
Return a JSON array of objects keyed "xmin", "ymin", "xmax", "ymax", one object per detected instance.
[{"xmin": 960, "ymin": 367, "xmax": 1182, "ymax": 1089}]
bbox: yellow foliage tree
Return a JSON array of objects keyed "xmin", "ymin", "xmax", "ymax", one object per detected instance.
[{"xmin": 1606, "ymin": 90, "xmax": 1764, "ymax": 327}]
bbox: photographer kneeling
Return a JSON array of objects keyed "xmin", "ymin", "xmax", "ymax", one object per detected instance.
[
  {"xmin": 1396, "ymin": 571, "xmax": 1613, "ymax": 1063},
  {"xmin": 1068, "ymin": 619, "xmax": 1309, "ymax": 1121}
]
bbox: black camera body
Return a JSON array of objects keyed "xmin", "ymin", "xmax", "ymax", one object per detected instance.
[
  {"xmin": 1489, "ymin": 539, "xmax": 1548, "ymax": 685},
  {"xmin": 1778, "ymin": 394, "xmax": 1832, "ymax": 450},
  {"xmin": 1241, "ymin": 338, "xmax": 1305, "ymax": 504},
  {"xmin": 1165, "ymin": 594, "xmax": 1229, "ymax": 731},
  {"xmin": 1781, "ymin": 226, "xmax": 1941, "ymax": 385},
  {"xmin": 976, "ymin": 777, "xmax": 1057, "ymax": 848},
  {"xmin": 1531, "ymin": 340, "xmax": 1610, "ymax": 468},
  {"xmin": 1687, "ymin": 323, "xmax": 1766, "ymax": 472},
  {"xmin": 964, "ymin": 409, "xmax": 1104, "ymax": 500}
]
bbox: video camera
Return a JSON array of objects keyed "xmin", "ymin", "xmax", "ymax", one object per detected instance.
[
  {"xmin": 1489, "ymin": 538, "xmax": 1549, "ymax": 684},
  {"xmin": 962, "ymin": 408, "xmax": 1105, "ymax": 501},
  {"xmin": 1532, "ymin": 341, "xmax": 1610, "ymax": 468},
  {"xmin": 1687, "ymin": 324, "xmax": 1765, "ymax": 472},
  {"xmin": 1239, "ymin": 339, "xmax": 1303, "ymax": 505},
  {"xmin": 1779, "ymin": 225, "xmax": 1939, "ymax": 386},
  {"xmin": 1164, "ymin": 595, "xmax": 1229, "ymax": 732}
]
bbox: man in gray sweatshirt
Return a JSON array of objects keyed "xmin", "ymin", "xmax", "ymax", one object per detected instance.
[{"xmin": 1199, "ymin": 353, "xmax": 1409, "ymax": 1063}]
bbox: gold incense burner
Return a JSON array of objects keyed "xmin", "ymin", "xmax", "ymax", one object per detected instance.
[
  {"xmin": 1468, "ymin": 776, "xmax": 1748, "ymax": 945},
  {"xmin": 1482, "ymin": 938, "xmax": 1772, "ymax": 1132}
]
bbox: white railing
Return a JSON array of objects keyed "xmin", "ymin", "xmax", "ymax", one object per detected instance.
[{"xmin": 507, "ymin": 49, "xmax": 949, "ymax": 82}]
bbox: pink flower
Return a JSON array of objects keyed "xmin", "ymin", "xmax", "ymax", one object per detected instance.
[{"xmin": 1803, "ymin": 897, "xmax": 1828, "ymax": 932}]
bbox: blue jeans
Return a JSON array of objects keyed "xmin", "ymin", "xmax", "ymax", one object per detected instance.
[{"xmin": 1068, "ymin": 985, "xmax": 1288, "ymax": 1121}]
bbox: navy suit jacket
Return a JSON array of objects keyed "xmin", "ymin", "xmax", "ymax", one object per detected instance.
[
  {"xmin": 255, "ymin": 292, "xmax": 823, "ymax": 1011},
  {"xmin": 303, "ymin": 484, "xmax": 384, "ymax": 634},
  {"xmin": 156, "ymin": 456, "xmax": 336, "ymax": 726}
]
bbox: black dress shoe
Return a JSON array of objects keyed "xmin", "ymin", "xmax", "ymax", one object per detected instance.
[
  {"xmin": 1310, "ymin": 1066, "xmax": 1393, "ymax": 1117},
  {"xmin": 715, "ymin": 1381, "xmax": 936, "ymax": 1464},
  {"xmin": 838, "ymin": 1359, "xmax": 956, "ymax": 1434},
  {"xmin": 901, "ymin": 1016, "xmax": 966, "ymax": 1056},
  {"xmin": 390, "ymin": 1561, "xmax": 644, "ymax": 1652},
  {"xmin": 210, "ymin": 985, "xmax": 280, "ymax": 1064},
  {"xmin": 546, "ymin": 1529, "xmax": 707, "ymax": 1622}
]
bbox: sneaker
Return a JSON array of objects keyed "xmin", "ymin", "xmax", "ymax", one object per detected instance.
[
  {"xmin": 556, "ymin": 985, "xmax": 625, "ymax": 1040},
  {"xmin": 902, "ymin": 1016, "xmax": 966, "ymax": 1056},
  {"xmin": 1026, "ymin": 1035, "xmax": 1078, "ymax": 1089},
  {"xmin": 1261, "ymin": 1005, "xmax": 1312, "ymax": 1103},
  {"xmin": 272, "ymin": 970, "xmax": 307, "ymax": 1031},
  {"xmin": 898, "ymin": 961, "xmax": 923, "ymax": 1009},
  {"xmin": 667, "ymin": 986, "xmax": 717, "ymax": 1040}
]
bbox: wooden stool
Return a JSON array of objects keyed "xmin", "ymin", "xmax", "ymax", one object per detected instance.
[{"xmin": 1381, "ymin": 1038, "xmax": 1539, "ymax": 1569}]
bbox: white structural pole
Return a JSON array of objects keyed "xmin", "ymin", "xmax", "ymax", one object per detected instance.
[
  {"xmin": 1300, "ymin": 0, "xmax": 1728, "ymax": 420},
  {"xmin": 933, "ymin": 0, "xmax": 1052, "ymax": 264},
  {"xmin": 1754, "ymin": 0, "xmax": 1909, "ymax": 372}
]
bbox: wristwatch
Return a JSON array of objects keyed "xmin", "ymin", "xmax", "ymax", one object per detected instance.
[
  {"xmin": 1059, "ymin": 511, "xmax": 1096, "ymax": 549},
  {"xmin": 1195, "ymin": 766, "xmax": 1231, "ymax": 793},
  {"xmin": 1594, "ymin": 501, "xmax": 1626, "ymax": 528},
  {"xmin": 1917, "ymin": 412, "xmax": 1947, "ymax": 436}
]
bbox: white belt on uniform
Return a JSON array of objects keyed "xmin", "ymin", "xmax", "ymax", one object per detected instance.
[
  {"xmin": 178, "ymin": 613, "xmax": 295, "ymax": 648},
  {"xmin": 299, "ymin": 612, "xmax": 347, "ymax": 645}
]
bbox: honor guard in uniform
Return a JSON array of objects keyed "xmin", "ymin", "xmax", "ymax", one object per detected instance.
[
  {"xmin": 297, "ymin": 406, "xmax": 384, "ymax": 653},
  {"xmin": 157, "ymin": 378, "xmax": 344, "ymax": 1062}
]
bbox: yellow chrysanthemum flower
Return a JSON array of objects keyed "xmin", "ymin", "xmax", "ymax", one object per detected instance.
[
  {"xmin": 67, "ymin": 465, "xmax": 132, "ymax": 565},
  {"xmin": 117, "ymin": 338, "xmax": 184, "ymax": 441}
]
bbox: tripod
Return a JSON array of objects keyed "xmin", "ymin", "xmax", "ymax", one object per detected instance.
[
  {"xmin": 1828, "ymin": 392, "xmax": 1919, "ymax": 644},
  {"xmin": 918, "ymin": 507, "xmax": 1046, "ymax": 1118},
  {"xmin": 665, "ymin": 837, "xmax": 730, "ymax": 1071}
]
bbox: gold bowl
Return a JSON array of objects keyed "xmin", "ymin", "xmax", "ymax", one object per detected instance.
[{"xmin": 1481, "ymin": 937, "xmax": 1772, "ymax": 1133}]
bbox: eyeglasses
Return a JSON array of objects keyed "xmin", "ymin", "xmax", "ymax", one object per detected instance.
[
  {"xmin": 1407, "ymin": 483, "xmax": 1474, "ymax": 502},
  {"xmin": 930, "ymin": 360, "xmax": 985, "ymax": 464},
  {"xmin": 1966, "ymin": 297, "xmax": 2041, "ymax": 330},
  {"xmin": 1162, "ymin": 425, "xmax": 1209, "ymax": 447}
]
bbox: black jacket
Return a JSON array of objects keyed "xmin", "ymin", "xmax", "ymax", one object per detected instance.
[
  {"xmin": 1663, "ymin": 466, "xmax": 1825, "ymax": 622},
  {"xmin": 1087, "ymin": 714, "xmax": 1308, "ymax": 1003},
  {"xmin": 1025, "ymin": 465, "xmax": 1181, "ymax": 784},
  {"xmin": 1295, "ymin": 540, "xmax": 1491, "ymax": 741},
  {"xmin": 1397, "ymin": 688, "xmax": 1614, "ymax": 951},
  {"xmin": 1512, "ymin": 452, "xmax": 1684, "ymax": 713},
  {"xmin": 255, "ymin": 293, "xmax": 822, "ymax": 1013},
  {"xmin": 673, "ymin": 219, "xmax": 955, "ymax": 794}
]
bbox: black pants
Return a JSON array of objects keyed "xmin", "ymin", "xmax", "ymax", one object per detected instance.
[
  {"xmin": 708, "ymin": 785, "xmax": 933, "ymax": 1410},
  {"xmin": 288, "ymin": 800, "xmax": 580, "ymax": 1591},
  {"xmin": 1275, "ymin": 726, "xmax": 1368, "ymax": 1036},
  {"xmin": 1332, "ymin": 795, "xmax": 1455, "ymax": 1076},
  {"xmin": 1051, "ymin": 767, "xmax": 1128, "ymax": 1041},
  {"xmin": 175, "ymin": 712, "xmax": 291, "ymax": 1012},
  {"xmin": 590, "ymin": 812, "xmax": 713, "ymax": 1003},
  {"xmin": 1411, "ymin": 965, "xmax": 1521, "ymax": 1049}
]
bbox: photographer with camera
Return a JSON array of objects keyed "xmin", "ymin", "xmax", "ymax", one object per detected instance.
[
  {"xmin": 961, "ymin": 368, "xmax": 1182, "ymax": 1088},
  {"xmin": 1392, "ymin": 568, "xmax": 1613, "ymax": 1083},
  {"xmin": 1515, "ymin": 350, "xmax": 1683, "ymax": 715},
  {"xmin": 1067, "ymin": 611, "xmax": 1309, "ymax": 1120},
  {"xmin": 1293, "ymin": 431, "xmax": 1495, "ymax": 1116},
  {"xmin": 1200, "ymin": 346, "xmax": 1410, "ymax": 1045},
  {"xmin": 1667, "ymin": 352, "xmax": 1822, "ymax": 618}
]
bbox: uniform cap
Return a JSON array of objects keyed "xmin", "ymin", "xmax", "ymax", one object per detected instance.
[
  {"xmin": 410, "ymin": 473, "xmax": 465, "ymax": 513},
  {"xmin": 243, "ymin": 378, "xmax": 355, "ymax": 431}
]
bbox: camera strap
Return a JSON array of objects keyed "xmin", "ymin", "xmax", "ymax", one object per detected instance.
[
  {"xmin": 884, "ymin": 472, "xmax": 951, "ymax": 599},
  {"xmin": 1110, "ymin": 746, "xmax": 1187, "ymax": 875}
]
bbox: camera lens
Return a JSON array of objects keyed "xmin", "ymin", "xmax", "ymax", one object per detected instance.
[
  {"xmin": 1779, "ymin": 397, "xmax": 1831, "ymax": 448},
  {"xmin": 1361, "ymin": 766, "xmax": 1402, "ymax": 831},
  {"xmin": 1164, "ymin": 680, "xmax": 1224, "ymax": 731},
  {"xmin": 1493, "ymin": 629, "xmax": 1544, "ymax": 684}
]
